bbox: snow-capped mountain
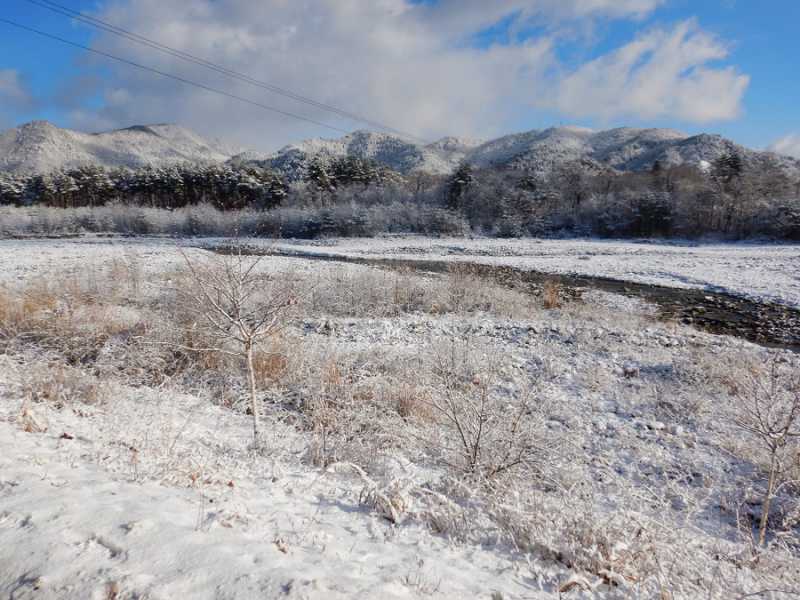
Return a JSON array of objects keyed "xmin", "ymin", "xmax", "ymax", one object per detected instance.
[
  {"xmin": 2, "ymin": 121, "xmax": 798, "ymax": 178},
  {"xmin": 0, "ymin": 121, "xmax": 242, "ymax": 174},
  {"xmin": 254, "ymin": 126, "xmax": 800, "ymax": 178},
  {"xmin": 247, "ymin": 130, "xmax": 483, "ymax": 179}
]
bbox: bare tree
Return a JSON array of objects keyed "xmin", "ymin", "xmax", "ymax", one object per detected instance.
[
  {"xmin": 424, "ymin": 341, "xmax": 552, "ymax": 481},
  {"xmin": 176, "ymin": 246, "xmax": 296, "ymax": 444},
  {"xmin": 732, "ymin": 358, "xmax": 800, "ymax": 547}
]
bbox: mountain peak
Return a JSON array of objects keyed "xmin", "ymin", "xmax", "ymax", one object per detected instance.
[
  {"xmin": 255, "ymin": 125, "xmax": 800, "ymax": 179},
  {"xmin": 2, "ymin": 121, "xmax": 798, "ymax": 178},
  {"xmin": 0, "ymin": 121, "xmax": 239, "ymax": 174}
]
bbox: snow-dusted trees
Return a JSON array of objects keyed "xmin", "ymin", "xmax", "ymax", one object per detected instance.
[
  {"xmin": 0, "ymin": 174, "xmax": 22, "ymax": 205},
  {"xmin": 3, "ymin": 148, "xmax": 798, "ymax": 239},
  {"xmin": 306, "ymin": 156, "xmax": 397, "ymax": 193},
  {"xmin": 2, "ymin": 164, "xmax": 289, "ymax": 211},
  {"xmin": 446, "ymin": 162, "xmax": 475, "ymax": 210}
]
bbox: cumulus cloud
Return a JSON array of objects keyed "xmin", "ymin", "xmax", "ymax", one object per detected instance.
[
  {"xmin": 72, "ymin": 1, "xmax": 744, "ymax": 149},
  {"xmin": 413, "ymin": 0, "xmax": 663, "ymax": 38},
  {"xmin": 770, "ymin": 134, "xmax": 800, "ymax": 159},
  {"xmin": 0, "ymin": 69, "xmax": 33, "ymax": 109},
  {"xmin": 0, "ymin": 69, "xmax": 34, "ymax": 129},
  {"xmin": 546, "ymin": 20, "xmax": 749, "ymax": 123}
]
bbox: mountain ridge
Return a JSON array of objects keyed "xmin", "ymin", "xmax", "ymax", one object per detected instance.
[
  {"xmin": 2, "ymin": 120, "xmax": 798, "ymax": 178},
  {"xmin": 0, "ymin": 120, "xmax": 243, "ymax": 175}
]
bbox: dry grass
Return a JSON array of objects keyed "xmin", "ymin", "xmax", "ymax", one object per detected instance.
[
  {"xmin": 390, "ymin": 382, "xmax": 434, "ymax": 422},
  {"xmin": 542, "ymin": 280, "xmax": 562, "ymax": 310},
  {"xmin": 295, "ymin": 262, "xmax": 537, "ymax": 320},
  {"xmin": 23, "ymin": 362, "xmax": 108, "ymax": 407},
  {"xmin": 3, "ymin": 247, "xmax": 800, "ymax": 598},
  {"xmin": 252, "ymin": 348, "xmax": 289, "ymax": 385}
]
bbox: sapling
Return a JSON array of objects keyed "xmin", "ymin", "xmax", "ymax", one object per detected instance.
[
  {"xmin": 732, "ymin": 358, "xmax": 800, "ymax": 547},
  {"xmin": 176, "ymin": 245, "xmax": 296, "ymax": 445}
]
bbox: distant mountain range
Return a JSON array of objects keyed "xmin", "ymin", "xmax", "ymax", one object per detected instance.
[
  {"xmin": 0, "ymin": 121, "xmax": 242, "ymax": 175},
  {"xmin": 2, "ymin": 120, "xmax": 798, "ymax": 179}
]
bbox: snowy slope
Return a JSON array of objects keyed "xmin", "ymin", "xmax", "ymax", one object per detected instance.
[
  {"xmin": 3, "ymin": 120, "xmax": 799, "ymax": 178},
  {"xmin": 254, "ymin": 126, "xmax": 800, "ymax": 177},
  {"xmin": 0, "ymin": 121, "xmax": 242, "ymax": 174},
  {"xmin": 466, "ymin": 126, "xmax": 800, "ymax": 174},
  {"xmin": 2, "ymin": 240, "xmax": 799, "ymax": 599},
  {"xmin": 254, "ymin": 130, "xmax": 482, "ymax": 179}
]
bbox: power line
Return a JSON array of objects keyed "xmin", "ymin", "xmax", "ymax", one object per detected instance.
[
  {"xmin": 0, "ymin": 17, "xmax": 355, "ymax": 135},
  {"xmin": 22, "ymin": 0, "xmax": 427, "ymax": 143}
]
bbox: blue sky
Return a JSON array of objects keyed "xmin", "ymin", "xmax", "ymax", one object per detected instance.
[{"xmin": 1, "ymin": 0, "xmax": 798, "ymax": 153}]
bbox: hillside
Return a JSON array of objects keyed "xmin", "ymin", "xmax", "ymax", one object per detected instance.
[
  {"xmin": 0, "ymin": 121, "xmax": 241, "ymax": 174},
  {"xmin": 246, "ymin": 130, "xmax": 482, "ymax": 179},
  {"xmin": 253, "ymin": 126, "xmax": 800, "ymax": 179},
  {"xmin": 2, "ymin": 121, "xmax": 799, "ymax": 178}
]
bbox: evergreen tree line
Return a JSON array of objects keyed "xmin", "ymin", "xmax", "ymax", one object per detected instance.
[
  {"xmin": 0, "ymin": 164, "xmax": 288, "ymax": 210},
  {"xmin": 2, "ymin": 151, "xmax": 799, "ymax": 240}
]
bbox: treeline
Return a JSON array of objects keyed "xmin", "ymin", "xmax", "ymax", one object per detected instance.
[
  {"xmin": 443, "ymin": 153, "xmax": 800, "ymax": 239},
  {"xmin": 0, "ymin": 156, "xmax": 399, "ymax": 211},
  {"xmin": 0, "ymin": 164, "xmax": 288, "ymax": 210},
  {"xmin": 2, "ymin": 151, "xmax": 799, "ymax": 240}
]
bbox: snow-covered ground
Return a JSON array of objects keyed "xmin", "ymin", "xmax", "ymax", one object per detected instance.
[
  {"xmin": 262, "ymin": 237, "xmax": 800, "ymax": 308},
  {"xmin": 1, "ymin": 236, "xmax": 798, "ymax": 309},
  {"xmin": 1, "ymin": 238, "xmax": 799, "ymax": 599},
  {"xmin": 0, "ymin": 363, "xmax": 529, "ymax": 600}
]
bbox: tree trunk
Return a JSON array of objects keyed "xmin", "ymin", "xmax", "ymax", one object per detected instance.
[
  {"xmin": 245, "ymin": 340, "xmax": 260, "ymax": 444},
  {"xmin": 759, "ymin": 452, "xmax": 778, "ymax": 547}
]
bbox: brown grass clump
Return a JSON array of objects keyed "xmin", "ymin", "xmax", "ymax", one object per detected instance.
[
  {"xmin": 252, "ymin": 349, "xmax": 289, "ymax": 385},
  {"xmin": 0, "ymin": 287, "xmax": 15, "ymax": 329},
  {"xmin": 0, "ymin": 281, "xmax": 59, "ymax": 335},
  {"xmin": 322, "ymin": 358, "xmax": 344, "ymax": 390},
  {"xmin": 22, "ymin": 281, "xmax": 60, "ymax": 316},
  {"xmin": 24, "ymin": 362, "xmax": 108, "ymax": 407},
  {"xmin": 542, "ymin": 280, "xmax": 562, "ymax": 310},
  {"xmin": 390, "ymin": 383, "xmax": 434, "ymax": 422}
]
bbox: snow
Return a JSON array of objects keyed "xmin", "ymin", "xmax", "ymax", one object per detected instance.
[
  {"xmin": 3, "ymin": 236, "xmax": 798, "ymax": 308},
  {"xmin": 264, "ymin": 130, "xmax": 475, "ymax": 178},
  {"xmin": 1, "ymin": 238, "xmax": 799, "ymax": 598},
  {"xmin": 253, "ymin": 236, "xmax": 800, "ymax": 309},
  {"xmin": 2, "ymin": 235, "xmax": 797, "ymax": 307},
  {"xmin": 0, "ymin": 371, "xmax": 531, "ymax": 599},
  {"xmin": 252, "ymin": 123, "xmax": 800, "ymax": 175},
  {"xmin": 4, "ymin": 120, "xmax": 799, "ymax": 178},
  {"xmin": 0, "ymin": 121, "xmax": 241, "ymax": 175}
]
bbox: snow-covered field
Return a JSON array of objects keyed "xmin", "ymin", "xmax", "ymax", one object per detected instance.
[
  {"xmin": 1, "ymin": 238, "xmax": 799, "ymax": 599},
  {"xmin": 1, "ymin": 237, "xmax": 798, "ymax": 309},
  {"xmin": 263, "ymin": 237, "xmax": 800, "ymax": 308},
  {"xmin": 0, "ymin": 366, "xmax": 527, "ymax": 599}
]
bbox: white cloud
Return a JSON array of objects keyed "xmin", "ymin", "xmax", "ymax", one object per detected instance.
[
  {"xmin": 73, "ymin": 1, "xmax": 744, "ymax": 149},
  {"xmin": 0, "ymin": 69, "xmax": 34, "ymax": 129},
  {"xmin": 0, "ymin": 69, "xmax": 32, "ymax": 108},
  {"xmin": 415, "ymin": 0, "xmax": 663, "ymax": 37},
  {"xmin": 546, "ymin": 20, "xmax": 749, "ymax": 123},
  {"xmin": 770, "ymin": 134, "xmax": 800, "ymax": 159}
]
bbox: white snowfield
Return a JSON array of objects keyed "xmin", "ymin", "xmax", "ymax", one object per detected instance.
[
  {"xmin": 267, "ymin": 237, "xmax": 800, "ymax": 308},
  {"xmin": 1, "ymin": 238, "xmax": 799, "ymax": 599},
  {"xmin": 0, "ymin": 379, "xmax": 526, "ymax": 600},
  {"xmin": 2, "ymin": 236, "xmax": 799, "ymax": 308}
]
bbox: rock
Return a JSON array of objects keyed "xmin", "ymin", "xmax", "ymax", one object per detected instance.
[
  {"xmin": 670, "ymin": 495, "xmax": 689, "ymax": 511},
  {"xmin": 668, "ymin": 424, "xmax": 685, "ymax": 436},
  {"xmin": 622, "ymin": 363, "xmax": 639, "ymax": 378}
]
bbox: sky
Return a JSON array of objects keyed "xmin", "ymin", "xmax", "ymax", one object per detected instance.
[{"xmin": 0, "ymin": 0, "xmax": 798, "ymax": 157}]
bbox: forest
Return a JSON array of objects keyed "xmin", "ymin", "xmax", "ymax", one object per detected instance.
[{"xmin": 1, "ymin": 152, "xmax": 799, "ymax": 240}]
